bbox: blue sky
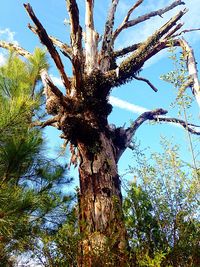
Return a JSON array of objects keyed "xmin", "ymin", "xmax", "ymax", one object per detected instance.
[{"xmin": 0, "ymin": 0, "xmax": 199, "ymax": 181}]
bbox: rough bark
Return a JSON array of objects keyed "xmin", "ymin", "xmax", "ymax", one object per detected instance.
[{"xmin": 77, "ymin": 133, "xmax": 128, "ymax": 266}]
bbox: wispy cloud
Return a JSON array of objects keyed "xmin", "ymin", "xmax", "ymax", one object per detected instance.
[{"xmin": 109, "ymin": 96, "xmax": 148, "ymax": 114}]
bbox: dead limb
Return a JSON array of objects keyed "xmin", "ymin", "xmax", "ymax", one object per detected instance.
[
  {"xmin": 178, "ymin": 38, "xmax": 200, "ymax": 108},
  {"xmin": 28, "ymin": 25, "xmax": 72, "ymax": 59},
  {"xmin": 133, "ymin": 74, "xmax": 158, "ymax": 92},
  {"xmin": 31, "ymin": 115, "xmax": 60, "ymax": 128},
  {"xmin": 115, "ymin": 108, "xmax": 200, "ymax": 160},
  {"xmin": 85, "ymin": 0, "xmax": 99, "ymax": 73},
  {"xmin": 66, "ymin": 0, "xmax": 83, "ymax": 90},
  {"xmin": 114, "ymin": 43, "xmax": 141, "ymax": 58},
  {"xmin": 0, "ymin": 41, "xmax": 31, "ymax": 58},
  {"xmin": 105, "ymin": 9, "xmax": 187, "ymax": 87},
  {"xmin": 113, "ymin": 0, "xmax": 185, "ymax": 40},
  {"xmin": 100, "ymin": 0, "xmax": 119, "ymax": 71},
  {"xmin": 24, "ymin": 3, "xmax": 71, "ymax": 91}
]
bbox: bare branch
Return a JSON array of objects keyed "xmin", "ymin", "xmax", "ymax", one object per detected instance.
[
  {"xmin": 28, "ymin": 25, "xmax": 72, "ymax": 59},
  {"xmin": 173, "ymin": 27, "xmax": 200, "ymax": 37},
  {"xmin": 133, "ymin": 74, "xmax": 158, "ymax": 92},
  {"xmin": 113, "ymin": 0, "xmax": 185, "ymax": 40},
  {"xmin": 100, "ymin": 0, "xmax": 119, "ymax": 71},
  {"xmin": 24, "ymin": 3, "xmax": 71, "ymax": 91},
  {"xmin": 105, "ymin": 9, "xmax": 187, "ymax": 88},
  {"xmin": 31, "ymin": 115, "xmax": 60, "ymax": 128},
  {"xmin": 85, "ymin": 0, "xmax": 99, "ymax": 73},
  {"xmin": 66, "ymin": 0, "xmax": 83, "ymax": 90},
  {"xmin": 153, "ymin": 117, "xmax": 200, "ymax": 134},
  {"xmin": 0, "ymin": 41, "xmax": 31, "ymax": 58},
  {"xmin": 115, "ymin": 109, "xmax": 167, "ymax": 161},
  {"xmin": 114, "ymin": 43, "xmax": 141, "ymax": 58},
  {"xmin": 115, "ymin": 108, "xmax": 200, "ymax": 161}
]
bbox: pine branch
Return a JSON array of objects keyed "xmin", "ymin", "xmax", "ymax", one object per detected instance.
[
  {"xmin": 113, "ymin": 0, "xmax": 185, "ymax": 40},
  {"xmin": 0, "ymin": 40, "xmax": 64, "ymax": 101},
  {"xmin": 24, "ymin": 3, "xmax": 71, "ymax": 91}
]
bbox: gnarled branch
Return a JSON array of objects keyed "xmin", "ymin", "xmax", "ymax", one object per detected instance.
[
  {"xmin": 24, "ymin": 3, "xmax": 71, "ymax": 91},
  {"xmin": 113, "ymin": 0, "xmax": 185, "ymax": 40},
  {"xmin": 105, "ymin": 9, "xmax": 187, "ymax": 88},
  {"xmin": 115, "ymin": 108, "xmax": 200, "ymax": 161}
]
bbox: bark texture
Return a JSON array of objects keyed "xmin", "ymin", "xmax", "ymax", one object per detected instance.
[{"xmin": 77, "ymin": 133, "xmax": 127, "ymax": 266}]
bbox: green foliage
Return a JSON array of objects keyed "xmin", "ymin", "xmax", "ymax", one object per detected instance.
[{"xmin": 124, "ymin": 139, "xmax": 200, "ymax": 266}]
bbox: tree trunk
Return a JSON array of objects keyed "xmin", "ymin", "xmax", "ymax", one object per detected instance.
[{"xmin": 77, "ymin": 133, "xmax": 128, "ymax": 266}]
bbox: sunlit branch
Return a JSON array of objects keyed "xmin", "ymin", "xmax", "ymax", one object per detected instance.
[
  {"xmin": 24, "ymin": 3, "xmax": 71, "ymax": 90},
  {"xmin": 113, "ymin": 0, "xmax": 185, "ymax": 40},
  {"xmin": 0, "ymin": 41, "xmax": 31, "ymax": 58},
  {"xmin": 85, "ymin": 0, "xmax": 99, "ymax": 73},
  {"xmin": 178, "ymin": 38, "xmax": 200, "ymax": 108}
]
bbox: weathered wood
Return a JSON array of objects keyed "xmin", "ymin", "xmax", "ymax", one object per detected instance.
[
  {"xmin": 178, "ymin": 38, "xmax": 200, "ymax": 108},
  {"xmin": 66, "ymin": 0, "xmax": 83, "ymax": 93},
  {"xmin": 77, "ymin": 133, "xmax": 128, "ymax": 266},
  {"xmin": 85, "ymin": 0, "xmax": 99, "ymax": 73},
  {"xmin": 113, "ymin": 0, "xmax": 185, "ymax": 40},
  {"xmin": 100, "ymin": 0, "xmax": 119, "ymax": 72},
  {"xmin": 105, "ymin": 9, "xmax": 187, "ymax": 88},
  {"xmin": 24, "ymin": 3, "xmax": 71, "ymax": 91}
]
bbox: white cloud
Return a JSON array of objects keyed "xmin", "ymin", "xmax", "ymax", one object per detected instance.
[
  {"xmin": 109, "ymin": 96, "xmax": 148, "ymax": 114},
  {"xmin": 0, "ymin": 28, "xmax": 18, "ymax": 45}
]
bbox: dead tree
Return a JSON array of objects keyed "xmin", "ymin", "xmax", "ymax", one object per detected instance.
[{"xmin": 1, "ymin": 0, "xmax": 200, "ymax": 266}]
